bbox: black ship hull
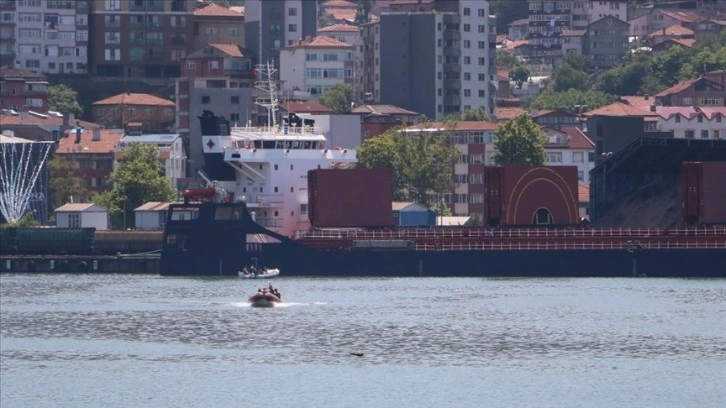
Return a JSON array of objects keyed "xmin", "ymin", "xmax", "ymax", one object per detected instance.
[{"xmin": 160, "ymin": 203, "xmax": 726, "ymax": 278}]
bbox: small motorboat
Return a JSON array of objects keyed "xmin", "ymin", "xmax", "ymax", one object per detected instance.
[
  {"xmin": 248, "ymin": 287, "xmax": 281, "ymax": 308},
  {"xmin": 239, "ymin": 266, "xmax": 280, "ymax": 279}
]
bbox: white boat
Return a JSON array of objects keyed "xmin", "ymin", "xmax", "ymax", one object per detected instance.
[
  {"xmin": 198, "ymin": 62, "xmax": 357, "ymax": 238},
  {"xmin": 239, "ymin": 266, "xmax": 280, "ymax": 279}
]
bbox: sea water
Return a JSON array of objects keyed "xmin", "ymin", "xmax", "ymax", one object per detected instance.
[{"xmin": 1, "ymin": 274, "xmax": 725, "ymax": 408}]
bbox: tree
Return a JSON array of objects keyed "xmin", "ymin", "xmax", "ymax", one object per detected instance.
[
  {"xmin": 528, "ymin": 88, "xmax": 616, "ymax": 111},
  {"xmin": 319, "ymin": 84, "xmax": 355, "ymax": 113},
  {"xmin": 48, "ymin": 155, "xmax": 89, "ymax": 209},
  {"xmin": 492, "ymin": 113, "xmax": 546, "ymax": 166},
  {"xmin": 355, "ymin": 126, "xmax": 457, "ymax": 206},
  {"xmin": 460, "ymin": 108, "xmax": 491, "ymax": 121},
  {"xmin": 509, "ymin": 65, "xmax": 530, "ymax": 89},
  {"xmin": 354, "ymin": 0, "xmax": 374, "ymax": 24},
  {"xmin": 47, "ymin": 84, "xmax": 83, "ymax": 117},
  {"xmin": 496, "ymin": 49, "xmax": 519, "ymax": 70},
  {"xmin": 94, "ymin": 143, "xmax": 175, "ymax": 229},
  {"xmin": 552, "ymin": 62, "xmax": 589, "ymax": 92}
]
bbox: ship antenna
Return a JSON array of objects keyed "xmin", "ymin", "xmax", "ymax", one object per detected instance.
[{"xmin": 254, "ymin": 60, "xmax": 279, "ymax": 129}]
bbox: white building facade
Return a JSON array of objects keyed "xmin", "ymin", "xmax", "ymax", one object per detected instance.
[
  {"xmin": 656, "ymin": 106, "xmax": 726, "ymax": 139},
  {"xmin": 317, "ymin": 24, "xmax": 364, "ymax": 101},
  {"xmin": 279, "ymin": 36, "xmax": 354, "ymax": 99}
]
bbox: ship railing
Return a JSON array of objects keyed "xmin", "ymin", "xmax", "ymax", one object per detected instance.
[
  {"xmin": 413, "ymin": 240, "xmax": 726, "ymax": 251},
  {"xmin": 230, "ymin": 124, "xmax": 322, "ymax": 135},
  {"xmin": 297, "ymin": 226, "xmax": 726, "ymax": 240}
]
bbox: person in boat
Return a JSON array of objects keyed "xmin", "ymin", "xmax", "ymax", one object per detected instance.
[{"xmin": 273, "ymin": 288, "xmax": 281, "ymax": 300}]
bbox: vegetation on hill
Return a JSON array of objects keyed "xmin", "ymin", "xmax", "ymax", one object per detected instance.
[
  {"xmin": 319, "ymin": 84, "xmax": 355, "ymax": 113},
  {"xmin": 94, "ymin": 143, "xmax": 175, "ymax": 229},
  {"xmin": 47, "ymin": 84, "xmax": 83, "ymax": 117},
  {"xmin": 48, "ymin": 155, "xmax": 89, "ymax": 208}
]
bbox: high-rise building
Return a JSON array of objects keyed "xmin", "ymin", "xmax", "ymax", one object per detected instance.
[
  {"xmin": 89, "ymin": 0, "xmax": 196, "ymax": 77},
  {"xmin": 11, "ymin": 0, "xmax": 89, "ymax": 74},
  {"xmin": 244, "ymin": 0, "xmax": 318, "ymax": 67},
  {"xmin": 362, "ymin": 0, "xmax": 494, "ymax": 121}
]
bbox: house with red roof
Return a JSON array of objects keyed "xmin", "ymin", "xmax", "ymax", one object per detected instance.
[
  {"xmin": 531, "ymin": 108, "xmax": 584, "ymax": 130},
  {"xmin": 318, "ymin": 24, "xmax": 364, "ymax": 100},
  {"xmin": 0, "ymin": 66, "xmax": 49, "ymax": 112},
  {"xmin": 56, "ymin": 127, "xmax": 124, "ymax": 197},
  {"xmin": 651, "ymin": 38, "xmax": 697, "ymax": 55},
  {"xmin": 91, "ymin": 93, "xmax": 176, "ymax": 134},
  {"xmin": 541, "ymin": 127, "xmax": 596, "ymax": 184},
  {"xmin": 192, "ymin": 2, "xmax": 245, "ymax": 51},
  {"xmin": 654, "ymin": 71, "xmax": 726, "ymax": 107},
  {"xmin": 182, "ymin": 43, "xmax": 255, "ymax": 78},
  {"xmin": 279, "ymin": 36, "xmax": 355, "ymax": 99},
  {"xmin": 685, "ymin": 18, "xmax": 726, "ymax": 40},
  {"xmin": 646, "ymin": 24, "xmax": 695, "ymax": 46},
  {"xmin": 0, "ymin": 110, "xmax": 96, "ymax": 142},
  {"xmin": 352, "ymin": 104, "xmax": 422, "ymax": 141}
]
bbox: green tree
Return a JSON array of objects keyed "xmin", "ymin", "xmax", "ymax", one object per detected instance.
[
  {"xmin": 48, "ymin": 155, "xmax": 89, "ymax": 209},
  {"xmin": 47, "ymin": 84, "xmax": 83, "ymax": 116},
  {"xmin": 528, "ymin": 88, "xmax": 616, "ymax": 111},
  {"xmin": 354, "ymin": 0, "xmax": 374, "ymax": 24},
  {"xmin": 460, "ymin": 108, "xmax": 491, "ymax": 121},
  {"xmin": 496, "ymin": 49, "xmax": 519, "ymax": 70},
  {"xmin": 94, "ymin": 143, "xmax": 175, "ymax": 229},
  {"xmin": 552, "ymin": 62, "xmax": 589, "ymax": 92},
  {"xmin": 679, "ymin": 46, "xmax": 726, "ymax": 79},
  {"xmin": 492, "ymin": 113, "xmax": 546, "ymax": 166},
  {"xmin": 562, "ymin": 52, "xmax": 590, "ymax": 72},
  {"xmin": 355, "ymin": 126, "xmax": 457, "ymax": 206},
  {"xmin": 509, "ymin": 65, "xmax": 530, "ymax": 89},
  {"xmin": 319, "ymin": 84, "xmax": 355, "ymax": 113}
]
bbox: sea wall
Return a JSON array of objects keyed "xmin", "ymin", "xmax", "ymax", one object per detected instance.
[{"xmin": 0, "ymin": 255, "xmax": 159, "ymax": 274}]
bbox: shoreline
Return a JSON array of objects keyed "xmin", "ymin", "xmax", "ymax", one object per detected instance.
[{"xmin": 0, "ymin": 255, "xmax": 160, "ymax": 274}]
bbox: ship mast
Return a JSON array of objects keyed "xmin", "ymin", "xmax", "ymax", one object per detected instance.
[{"xmin": 254, "ymin": 61, "xmax": 279, "ymax": 129}]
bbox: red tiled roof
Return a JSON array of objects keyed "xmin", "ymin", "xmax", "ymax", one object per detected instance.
[
  {"xmin": 279, "ymin": 101, "xmax": 335, "ymax": 114},
  {"xmin": 407, "ymin": 121, "xmax": 498, "ymax": 132},
  {"xmin": 509, "ymin": 18, "xmax": 529, "ymax": 26},
  {"xmin": 583, "ymin": 102, "xmax": 656, "ymax": 117},
  {"xmin": 697, "ymin": 107, "xmax": 726, "ymax": 120},
  {"xmin": 659, "ymin": 10, "xmax": 701, "ymax": 23},
  {"xmin": 209, "ymin": 43, "xmax": 246, "ymax": 57},
  {"xmin": 92, "ymin": 93, "xmax": 175, "ymax": 107},
  {"xmin": 667, "ymin": 38, "xmax": 696, "ymax": 47},
  {"xmin": 194, "ymin": 3, "xmax": 243, "ymax": 17},
  {"xmin": 322, "ymin": 0, "xmax": 357, "ymax": 8},
  {"xmin": 284, "ymin": 36, "xmax": 353, "ymax": 49},
  {"xmin": 619, "ymin": 95, "xmax": 654, "ymax": 111},
  {"xmin": 561, "ymin": 127, "xmax": 595, "ymax": 149},
  {"xmin": 654, "ymin": 78, "xmax": 699, "ymax": 97},
  {"xmin": 229, "ymin": 6, "xmax": 244, "ymax": 15},
  {"xmin": 351, "ymin": 104, "xmax": 419, "ymax": 115},
  {"xmin": 655, "ymin": 106, "xmax": 698, "ymax": 120},
  {"xmin": 57, "ymin": 129, "xmax": 124, "ymax": 155},
  {"xmin": 324, "ymin": 9, "xmax": 357, "ymax": 22},
  {"xmin": 495, "ymin": 107, "xmax": 526, "ymax": 120},
  {"xmin": 318, "ymin": 24, "xmax": 360, "ymax": 32},
  {"xmin": 496, "ymin": 70, "xmax": 509, "ymax": 81},
  {"xmin": 647, "ymin": 24, "xmax": 694, "ymax": 37},
  {"xmin": 0, "ymin": 65, "xmax": 47, "ymax": 80},
  {"xmin": 0, "ymin": 112, "xmax": 96, "ymax": 127},
  {"xmin": 561, "ymin": 29, "xmax": 586, "ymax": 37}
]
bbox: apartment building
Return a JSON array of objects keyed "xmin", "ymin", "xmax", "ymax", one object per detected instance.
[
  {"xmin": 527, "ymin": 0, "xmax": 627, "ymax": 68},
  {"xmin": 10, "ymin": 0, "xmax": 89, "ymax": 74},
  {"xmin": 0, "ymin": 65, "xmax": 48, "ymax": 111},
  {"xmin": 244, "ymin": 0, "xmax": 318, "ymax": 67},
  {"xmin": 697, "ymin": 0, "xmax": 726, "ymax": 17},
  {"xmin": 279, "ymin": 36, "xmax": 354, "ymax": 99},
  {"xmin": 317, "ymin": 24, "xmax": 364, "ymax": 101},
  {"xmin": 89, "ymin": 0, "xmax": 196, "ymax": 77},
  {"xmin": 362, "ymin": 0, "xmax": 494, "ymax": 120},
  {"xmin": 192, "ymin": 2, "xmax": 244, "ymax": 51},
  {"xmin": 654, "ymin": 71, "xmax": 726, "ymax": 107},
  {"xmin": 656, "ymin": 106, "xmax": 725, "ymax": 139},
  {"xmin": 91, "ymin": 93, "xmax": 175, "ymax": 133},
  {"xmin": 584, "ymin": 16, "xmax": 629, "ymax": 69}
]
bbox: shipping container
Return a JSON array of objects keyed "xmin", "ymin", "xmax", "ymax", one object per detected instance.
[
  {"xmin": 483, "ymin": 165, "xmax": 579, "ymax": 227},
  {"xmin": 681, "ymin": 161, "xmax": 726, "ymax": 225},
  {"xmin": 308, "ymin": 168, "xmax": 395, "ymax": 228}
]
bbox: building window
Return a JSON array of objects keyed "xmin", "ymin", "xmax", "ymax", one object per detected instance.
[
  {"xmin": 463, "ymin": 7, "xmax": 470, "ymax": 15},
  {"xmin": 715, "ymin": 130, "xmax": 721, "ymax": 139},
  {"xmin": 701, "ymin": 97, "xmax": 720, "ymax": 106},
  {"xmin": 682, "ymin": 97, "xmax": 693, "ymax": 105},
  {"xmin": 230, "ymin": 113, "xmax": 240, "ymax": 122},
  {"xmin": 288, "ymin": 7, "xmax": 297, "ymax": 16},
  {"xmin": 675, "ymin": 115, "xmax": 680, "ymax": 123},
  {"xmin": 231, "ymin": 96, "xmax": 239, "ymax": 104},
  {"xmin": 546, "ymin": 152, "xmax": 562, "ymax": 163},
  {"xmin": 573, "ymin": 151, "xmax": 584, "ymax": 163},
  {"xmin": 201, "ymin": 96, "xmax": 210, "ymax": 104},
  {"xmin": 701, "ymin": 130, "xmax": 709, "ymax": 138},
  {"xmin": 288, "ymin": 24, "xmax": 297, "ymax": 32},
  {"xmin": 685, "ymin": 130, "xmax": 695, "ymax": 139},
  {"xmin": 578, "ymin": 171, "xmax": 584, "ymax": 181},
  {"xmin": 68, "ymin": 213, "xmax": 80, "ymax": 228}
]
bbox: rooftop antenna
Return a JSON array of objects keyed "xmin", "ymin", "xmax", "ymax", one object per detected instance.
[{"xmin": 254, "ymin": 60, "xmax": 279, "ymax": 129}]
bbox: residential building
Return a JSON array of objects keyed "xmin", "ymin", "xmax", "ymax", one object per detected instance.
[
  {"xmin": 318, "ymin": 24, "xmax": 364, "ymax": 100},
  {"xmin": 192, "ymin": 2, "xmax": 244, "ymax": 51},
  {"xmin": 697, "ymin": 0, "xmax": 726, "ymax": 17},
  {"xmin": 540, "ymin": 126, "xmax": 596, "ymax": 183},
  {"xmin": 89, "ymin": 0, "xmax": 196, "ymax": 77},
  {"xmin": 352, "ymin": 104, "xmax": 421, "ymax": 141},
  {"xmin": 12, "ymin": 0, "xmax": 89, "ymax": 74},
  {"xmin": 91, "ymin": 93, "xmax": 176, "ymax": 133},
  {"xmin": 56, "ymin": 127, "xmax": 123, "ymax": 196},
  {"xmin": 685, "ymin": 18, "xmax": 726, "ymax": 40},
  {"xmin": 362, "ymin": 0, "xmax": 494, "ymax": 120},
  {"xmin": 115, "ymin": 133, "xmax": 186, "ymax": 189},
  {"xmin": 176, "ymin": 44, "xmax": 257, "ymax": 177},
  {"xmin": 561, "ymin": 29, "xmax": 586, "ymax": 55},
  {"xmin": 244, "ymin": 0, "xmax": 318, "ymax": 67},
  {"xmin": 320, "ymin": 0, "xmax": 366, "ymax": 25},
  {"xmin": 531, "ymin": 108, "xmax": 584, "ymax": 129},
  {"xmin": 279, "ymin": 36, "xmax": 354, "ymax": 99},
  {"xmin": 279, "ymin": 101, "xmax": 360, "ymax": 148},
  {"xmin": 584, "ymin": 16, "xmax": 629, "ymax": 69},
  {"xmin": 654, "ymin": 71, "xmax": 726, "ymax": 107},
  {"xmin": 646, "ymin": 24, "xmax": 695, "ymax": 46},
  {"xmin": 508, "ymin": 18, "xmax": 530, "ymax": 41},
  {"xmin": 54, "ymin": 203, "xmax": 109, "ymax": 230},
  {"xmin": 655, "ymin": 106, "xmax": 725, "ymax": 139},
  {"xmin": 0, "ymin": 65, "xmax": 48, "ymax": 111},
  {"xmin": 628, "ymin": 10, "xmax": 700, "ymax": 43},
  {"xmin": 0, "ymin": 109, "xmax": 94, "ymax": 142},
  {"xmin": 0, "ymin": 0, "xmax": 16, "ymax": 67},
  {"xmin": 651, "ymin": 37, "xmax": 696, "ymax": 55}
]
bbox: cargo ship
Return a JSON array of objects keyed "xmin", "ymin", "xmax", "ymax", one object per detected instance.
[{"xmin": 159, "ymin": 108, "xmax": 726, "ymax": 278}]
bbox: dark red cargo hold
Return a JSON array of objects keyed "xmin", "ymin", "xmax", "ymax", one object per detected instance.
[
  {"xmin": 681, "ymin": 162, "xmax": 726, "ymax": 225},
  {"xmin": 308, "ymin": 168, "xmax": 395, "ymax": 228},
  {"xmin": 483, "ymin": 165, "xmax": 579, "ymax": 227}
]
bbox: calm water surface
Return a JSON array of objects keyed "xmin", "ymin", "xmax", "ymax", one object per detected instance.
[{"xmin": 1, "ymin": 274, "xmax": 725, "ymax": 408}]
